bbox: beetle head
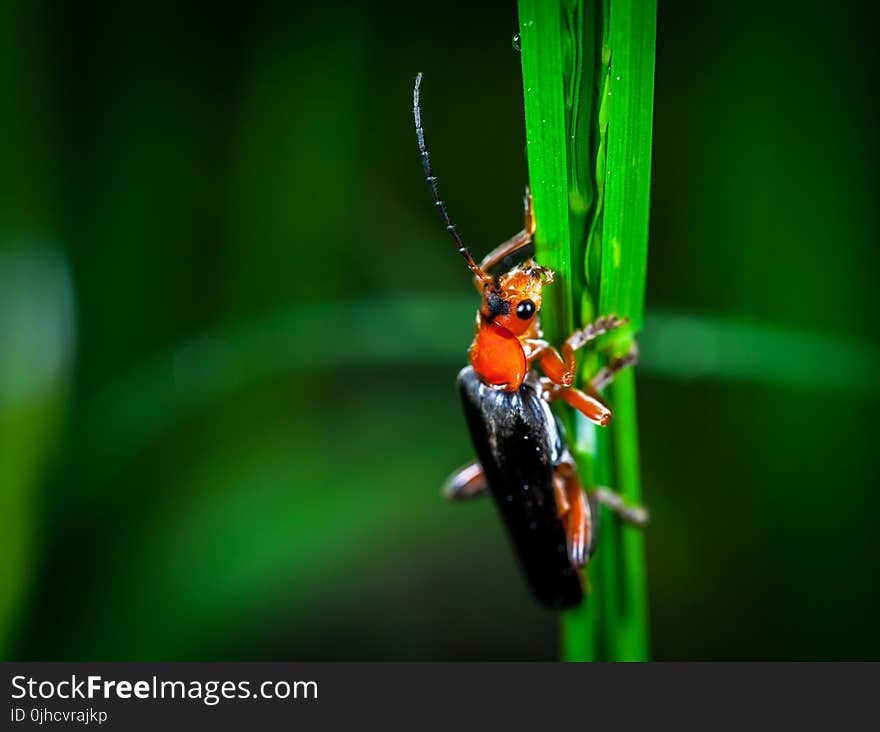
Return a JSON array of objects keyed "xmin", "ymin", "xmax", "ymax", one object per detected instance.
[{"xmin": 481, "ymin": 259, "xmax": 553, "ymax": 336}]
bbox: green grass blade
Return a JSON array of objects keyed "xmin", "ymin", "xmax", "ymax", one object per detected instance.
[
  {"xmin": 599, "ymin": 0, "xmax": 656, "ymax": 329},
  {"xmin": 518, "ymin": 0, "xmax": 575, "ymax": 341},
  {"xmin": 591, "ymin": 0, "xmax": 656, "ymax": 663},
  {"xmin": 518, "ymin": 0, "xmax": 656, "ymax": 661}
]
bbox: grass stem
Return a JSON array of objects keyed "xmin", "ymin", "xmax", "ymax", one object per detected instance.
[{"xmin": 518, "ymin": 0, "xmax": 656, "ymax": 661}]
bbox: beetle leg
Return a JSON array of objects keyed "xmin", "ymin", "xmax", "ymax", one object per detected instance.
[
  {"xmin": 555, "ymin": 464, "xmax": 592, "ymax": 568},
  {"xmin": 544, "ymin": 382, "xmax": 612, "ymax": 426},
  {"xmin": 524, "ymin": 339, "xmax": 574, "ymax": 387},
  {"xmin": 590, "ymin": 343, "xmax": 640, "ymax": 392},
  {"xmin": 522, "ymin": 338, "xmax": 550, "ymax": 361},
  {"xmin": 474, "ymin": 187, "xmax": 535, "ymax": 285},
  {"xmin": 553, "ymin": 474, "xmax": 571, "ymax": 517},
  {"xmin": 593, "ymin": 487, "xmax": 649, "ymax": 527},
  {"xmin": 442, "ymin": 459, "xmax": 488, "ymax": 500},
  {"xmin": 475, "ymin": 230, "xmax": 531, "ymax": 286},
  {"xmin": 562, "ymin": 315, "xmax": 629, "ymax": 372},
  {"xmin": 523, "ymin": 185, "xmax": 535, "ymax": 236},
  {"xmin": 538, "ymin": 347, "xmax": 573, "ymax": 386},
  {"xmin": 538, "ymin": 342, "xmax": 637, "ymax": 425}
]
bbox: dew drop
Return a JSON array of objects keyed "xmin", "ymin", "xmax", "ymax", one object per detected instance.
[{"xmin": 512, "ymin": 33, "xmax": 521, "ymax": 52}]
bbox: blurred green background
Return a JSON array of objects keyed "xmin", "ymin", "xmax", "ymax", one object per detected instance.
[{"xmin": 2, "ymin": 0, "xmax": 878, "ymax": 660}]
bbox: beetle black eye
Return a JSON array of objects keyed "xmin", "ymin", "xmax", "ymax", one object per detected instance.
[{"xmin": 516, "ymin": 299, "xmax": 536, "ymax": 320}]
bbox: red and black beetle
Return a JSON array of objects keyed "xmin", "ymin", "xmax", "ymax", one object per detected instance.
[{"xmin": 414, "ymin": 73, "xmax": 646, "ymax": 608}]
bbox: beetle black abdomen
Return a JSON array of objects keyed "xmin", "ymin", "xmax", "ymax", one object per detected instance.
[{"xmin": 457, "ymin": 366, "xmax": 583, "ymax": 608}]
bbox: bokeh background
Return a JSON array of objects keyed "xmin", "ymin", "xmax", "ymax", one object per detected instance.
[{"xmin": 2, "ymin": 0, "xmax": 878, "ymax": 660}]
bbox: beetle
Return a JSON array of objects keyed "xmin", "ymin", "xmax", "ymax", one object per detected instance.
[{"xmin": 414, "ymin": 73, "xmax": 647, "ymax": 608}]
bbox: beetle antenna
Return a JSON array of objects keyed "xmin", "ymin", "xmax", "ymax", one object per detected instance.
[{"xmin": 414, "ymin": 73, "xmax": 486, "ymax": 280}]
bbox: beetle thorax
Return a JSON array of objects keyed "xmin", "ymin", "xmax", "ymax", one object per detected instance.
[{"xmin": 469, "ymin": 260, "xmax": 554, "ymax": 390}]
